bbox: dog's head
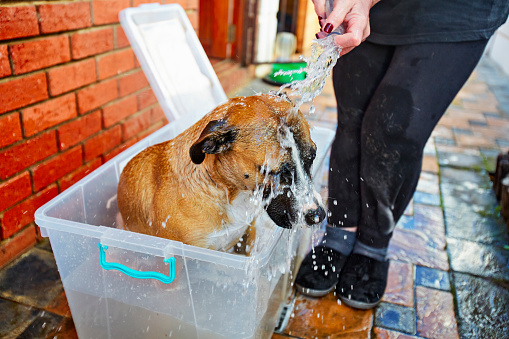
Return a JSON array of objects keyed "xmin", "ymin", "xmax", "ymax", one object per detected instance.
[{"xmin": 189, "ymin": 94, "xmax": 325, "ymax": 228}]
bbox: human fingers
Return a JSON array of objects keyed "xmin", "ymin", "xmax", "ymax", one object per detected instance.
[
  {"xmin": 312, "ymin": 0, "xmax": 326, "ymax": 19},
  {"xmin": 321, "ymin": 0, "xmax": 355, "ymax": 34},
  {"xmin": 363, "ymin": 18, "xmax": 371, "ymax": 41},
  {"xmin": 333, "ymin": 14, "xmax": 368, "ymax": 48},
  {"xmin": 339, "ymin": 46, "xmax": 355, "ymax": 56},
  {"xmin": 315, "ymin": 31, "xmax": 328, "ymax": 39},
  {"xmin": 336, "ymin": 20, "xmax": 370, "ymax": 55},
  {"xmin": 319, "ymin": 18, "xmax": 326, "ymax": 30}
]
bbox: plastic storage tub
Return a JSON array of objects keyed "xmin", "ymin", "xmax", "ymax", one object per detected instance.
[
  {"xmin": 35, "ymin": 4, "xmax": 335, "ymax": 339},
  {"xmin": 36, "ymin": 123, "xmax": 333, "ymax": 338}
]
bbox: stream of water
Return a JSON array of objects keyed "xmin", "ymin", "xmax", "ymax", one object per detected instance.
[
  {"xmin": 243, "ymin": 34, "xmax": 343, "ymax": 284},
  {"xmin": 276, "ymin": 34, "xmax": 341, "ymax": 116}
]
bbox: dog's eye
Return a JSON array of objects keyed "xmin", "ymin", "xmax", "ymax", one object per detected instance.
[
  {"xmin": 308, "ymin": 148, "xmax": 316, "ymax": 162},
  {"xmin": 244, "ymin": 174, "xmax": 249, "ymax": 179},
  {"xmin": 258, "ymin": 165, "xmax": 269, "ymax": 175},
  {"xmin": 278, "ymin": 163, "xmax": 294, "ymax": 185},
  {"xmin": 303, "ymin": 148, "xmax": 316, "ymax": 175}
]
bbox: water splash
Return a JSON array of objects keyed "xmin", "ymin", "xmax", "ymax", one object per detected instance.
[
  {"xmin": 276, "ymin": 34, "xmax": 341, "ymax": 115},
  {"xmin": 238, "ymin": 35, "xmax": 342, "ymax": 283}
]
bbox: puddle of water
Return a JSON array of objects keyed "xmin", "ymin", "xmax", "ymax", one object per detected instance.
[{"xmin": 454, "ymin": 272, "xmax": 509, "ymax": 337}]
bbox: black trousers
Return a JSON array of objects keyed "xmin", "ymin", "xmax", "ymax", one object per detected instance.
[{"xmin": 328, "ymin": 40, "xmax": 488, "ymax": 248}]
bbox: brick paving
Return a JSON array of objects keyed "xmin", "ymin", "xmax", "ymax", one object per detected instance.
[{"xmin": 0, "ymin": 56, "xmax": 508, "ymax": 338}]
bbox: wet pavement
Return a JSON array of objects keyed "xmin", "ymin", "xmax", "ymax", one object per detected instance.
[
  {"xmin": 0, "ymin": 245, "xmax": 77, "ymax": 338},
  {"xmin": 1, "ymin": 56, "xmax": 508, "ymax": 338}
]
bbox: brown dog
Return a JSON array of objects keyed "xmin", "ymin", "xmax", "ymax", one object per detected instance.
[{"xmin": 117, "ymin": 94, "xmax": 325, "ymax": 252}]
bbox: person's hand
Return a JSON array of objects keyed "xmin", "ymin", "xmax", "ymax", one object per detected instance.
[{"xmin": 312, "ymin": 0, "xmax": 380, "ymax": 56}]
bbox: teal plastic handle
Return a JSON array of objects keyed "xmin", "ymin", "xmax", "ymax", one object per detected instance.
[{"xmin": 98, "ymin": 243, "xmax": 175, "ymax": 284}]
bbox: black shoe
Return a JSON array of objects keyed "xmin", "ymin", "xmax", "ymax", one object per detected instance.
[
  {"xmin": 336, "ymin": 252, "xmax": 389, "ymax": 309},
  {"xmin": 295, "ymin": 245, "xmax": 348, "ymax": 297},
  {"xmin": 295, "ymin": 226, "xmax": 356, "ymax": 297}
]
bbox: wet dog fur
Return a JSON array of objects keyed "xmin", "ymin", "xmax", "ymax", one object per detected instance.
[{"xmin": 117, "ymin": 94, "xmax": 325, "ymax": 253}]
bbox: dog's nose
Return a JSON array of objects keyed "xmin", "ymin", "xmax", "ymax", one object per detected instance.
[{"xmin": 304, "ymin": 206, "xmax": 326, "ymax": 225}]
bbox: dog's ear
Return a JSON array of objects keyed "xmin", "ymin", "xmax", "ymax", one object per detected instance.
[{"xmin": 189, "ymin": 119, "xmax": 238, "ymax": 164}]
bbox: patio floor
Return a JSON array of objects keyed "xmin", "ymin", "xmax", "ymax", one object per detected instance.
[{"xmin": 1, "ymin": 56, "xmax": 508, "ymax": 338}]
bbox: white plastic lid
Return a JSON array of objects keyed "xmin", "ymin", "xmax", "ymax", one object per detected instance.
[{"xmin": 120, "ymin": 4, "xmax": 227, "ymax": 123}]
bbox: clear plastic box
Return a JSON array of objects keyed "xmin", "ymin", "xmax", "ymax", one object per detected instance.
[{"xmin": 35, "ymin": 4, "xmax": 335, "ymax": 338}]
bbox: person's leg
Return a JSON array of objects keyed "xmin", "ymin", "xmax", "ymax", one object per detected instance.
[
  {"xmin": 328, "ymin": 42, "xmax": 394, "ymax": 228},
  {"xmin": 338, "ymin": 39, "xmax": 489, "ymax": 309},
  {"xmin": 296, "ymin": 42, "xmax": 395, "ymax": 296},
  {"xmin": 357, "ymin": 39, "xmax": 488, "ymax": 248}
]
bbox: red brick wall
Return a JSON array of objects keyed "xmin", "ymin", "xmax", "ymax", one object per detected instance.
[{"xmin": 0, "ymin": 0, "xmax": 199, "ymax": 267}]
